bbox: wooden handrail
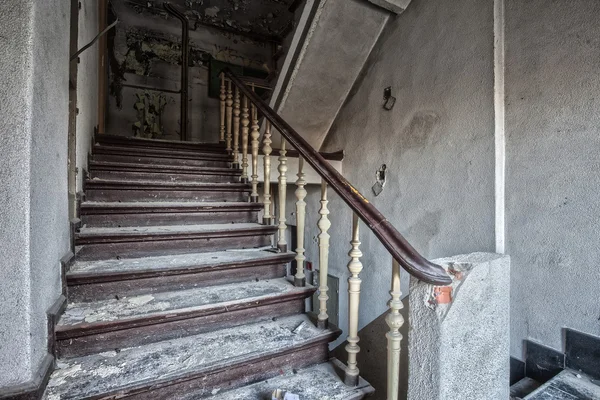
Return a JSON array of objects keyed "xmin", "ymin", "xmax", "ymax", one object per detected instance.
[{"xmin": 224, "ymin": 69, "xmax": 451, "ymax": 285}]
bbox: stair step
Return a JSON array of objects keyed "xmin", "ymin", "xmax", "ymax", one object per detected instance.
[
  {"xmin": 66, "ymin": 250, "xmax": 295, "ymax": 301},
  {"xmin": 94, "ymin": 134, "xmax": 227, "ymax": 153},
  {"xmin": 75, "ymin": 223, "xmax": 277, "ymax": 260},
  {"xmin": 89, "ymin": 169, "xmax": 240, "ymax": 183},
  {"xmin": 46, "ymin": 314, "xmax": 339, "ymax": 399},
  {"xmin": 91, "ymin": 153, "xmax": 230, "ymax": 168},
  {"xmin": 510, "ymin": 377, "xmax": 541, "ymax": 399},
  {"xmin": 80, "ymin": 201, "xmax": 262, "ymax": 227},
  {"xmin": 57, "ymin": 277, "xmax": 314, "ymax": 357},
  {"xmin": 84, "ymin": 179, "xmax": 250, "ymax": 202},
  {"xmin": 524, "ymin": 370, "xmax": 600, "ymax": 399},
  {"xmin": 93, "ymin": 144, "xmax": 230, "ymax": 161},
  {"xmin": 192, "ymin": 359, "xmax": 373, "ymax": 400}
]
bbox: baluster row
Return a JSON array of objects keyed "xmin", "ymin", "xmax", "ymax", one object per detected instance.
[{"xmin": 219, "ymin": 74, "xmax": 404, "ymax": 399}]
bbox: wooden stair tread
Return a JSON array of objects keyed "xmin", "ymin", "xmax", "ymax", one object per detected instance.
[
  {"xmin": 95, "ymin": 134, "xmax": 225, "ymax": 150},
  {"xmin": 523, "ymin": 370, "xmax": 600, "ymax": 400},
  {"xmin": 45, "ymin": 315, "xmax": 338, "ymax": 399},
  {"xmin": 81, "ymin": 201, "xmax": 262, "ymax": 211},
  {"xmin": 93, "ymin": 144, "xmax": 230, "ymax": 160},
  {"xmin": 88, "ymin": 160, "xmax": 239, "ymax": 173},
  {"xmin": 76, "ymin": 223, "xmax": 275, "ymax": 239},
  {"xmin": 56, "ymin": 278, "xmax": 312, "ymax": 334},
  {"xmin": 193, "ymin": 359, "xmax": 373, "ymax": 400},
  {"xmin": 68, "ymin": 250, "xmax": 294, "ymax": 279},
  {"xmin": 86, "ymin": 178, "xmax": 249, "ymax": 189}
]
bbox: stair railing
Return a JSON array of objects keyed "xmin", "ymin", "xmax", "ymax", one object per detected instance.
[{"xmin": 220, "ymin": 69, "xmax": 451, "ymax": 400}]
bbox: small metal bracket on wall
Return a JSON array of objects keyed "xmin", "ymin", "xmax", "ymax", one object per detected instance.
[
  {"xmin": 372, "ymin": 164, "xmax": 387, "ymax": 196},
  {"xmin": 383, "ymin": 86, "xmax": 396, "ymax": 111}
]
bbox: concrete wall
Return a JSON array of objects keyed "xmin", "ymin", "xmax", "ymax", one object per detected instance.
[
  {"xmin": 0, "ymin": 0, "xmax": 70, "ymax": 388},
  {"xmin": 295, "ymin": 0, "xmax": 496, "ymax": 349},
  {"xmin": 506, "ymin": 0, "xmax": 600, "ymax": 358},
  {"xmin": 75, "ymin": 0, "xmax": 99, "ymax": 192}
]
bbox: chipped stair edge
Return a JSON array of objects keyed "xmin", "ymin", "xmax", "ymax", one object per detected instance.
[
  {"xmin": 44, "ymin": 315, "xmax": 341, "ymax": 400},
  {"xmin": 56, "ymin": 278, "xmax": 315, "ymax": 358},
  {"xmin": 193, "ymin": 359, "xmax": 374, "ymax": 400}
]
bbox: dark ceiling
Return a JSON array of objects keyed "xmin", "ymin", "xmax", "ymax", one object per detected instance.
[{"xmin": 120, "ymin": 0, "xmax": 298, "ymax": 41}]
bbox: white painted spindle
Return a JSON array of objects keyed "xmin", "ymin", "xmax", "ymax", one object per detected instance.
[
  {"xmin": 317, "ymin": 179, "xmax": 331, "ymax": 329},
  {"xmin": 385, "ymin": 259, "xmax": 404, "ymax": 400},
  {"xmin": 232, "ymin": 86, "xmax": 240, "ymax": 168},
  {"xmin": 250, "ymin": 90, "xmax": 260, "ymax": 202},
  {"xmin": 277, "ymin": 139, "xmax": 288, "ymax": 252},
  {"xmin": 240, "ymin": 95, "xmax": 249, "ymax": 183},
  {"xmin": 219, "ymin": 73, "xmax": 226, "ymax": 143},
  {"xmin": 294, "ymin": 157, "xmax": 307, "ymax": 287},
  {"xmin": 345, "ymin": 213, "xmax": 363, "ymax": 386},
  {"xmin": 225, "ymin": 80, "xmax": 233, "ymax": 152},
  {"xmin": 262, "ymin": 121, "xmax": 273, "ymax": 224}
]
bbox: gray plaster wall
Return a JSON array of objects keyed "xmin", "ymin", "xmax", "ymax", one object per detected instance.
[
  {"xmin": 0, "ymin": 0, "xmax": 70, "ymax": 388},
  {"xmin": 505, "ymin": 0, "xmax": 600, "ymax": 358},
  {"xmin": 302, "ymin": 0, "xmax": 496, "ymax": 348},
  {"xmin": 76, "ymin": 0, "xmax": 99, "ymax": 192}
]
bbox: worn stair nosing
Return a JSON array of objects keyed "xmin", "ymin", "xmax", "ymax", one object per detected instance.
[
  {"xmin": 56, "ymin": 284, "xmax": 316, "ymax": 340},
  {"xmin": 94, "ymin": 134, "xmax": 226, "ymax": 152},
  {"xmin": 85, "ymin": 179, "xmax": 250, "ymax": 190},
  {"xmin": 93, "ymin": 144, "xmax": 231, "ymax": 160},
  {"xmin": 67, "ymin": 251, "xmax": 294, "ymax": 284},
  {"xmin": 52, "ymin": 330, "xmax": 337, "ymax": 400},
  {"xmin": 80, "ymin": 201, "xmax": 263, "ymax": 215},
  {"xmin": 88, "ymin": 161, "xmax": 241, "ymax": 175},
  {"xmin": 75, "ymin": 224, "xmax": 277, "ymax": 244}
]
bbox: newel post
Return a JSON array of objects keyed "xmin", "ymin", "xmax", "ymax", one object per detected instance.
[
  {"xmin": 345, "ymin": 213, "xmax": 363, "ymax": 386},
  {"xmin": 317, "ymin": 180, "xmax": 331, "ymax": 329},
  {"xmin": 385, "ymin": 259, "xmax": 404, "ymax": 400},
  {"xmin": 294, "ymin": 157, "xmax": 307, "ymax": 287},
  {"xmin": 277, "ymin": 139, "xmax": 288, "ymax": 252}
]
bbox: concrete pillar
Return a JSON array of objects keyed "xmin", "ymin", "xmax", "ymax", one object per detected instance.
[
  {"xmin": 408, "ymin": 253, "xmax": 510, "ymax": 399},
  {"xmin": 0, "ymin": 0, "xmax": 70, "ymax": 389}
]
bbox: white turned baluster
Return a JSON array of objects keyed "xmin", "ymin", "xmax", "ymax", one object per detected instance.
[
  {"xmin": 219, "ymin": 73, "xmax": 226, "ymax": 143},
  {"xmin": 232, "ymin": 86, "xmax": 240, "ymax": 168},
  {"xmin": 250, "ymin": 88, "xmax": 260, "ymax": 202},
  {"xmin": 345, "ymin": 213, "xmax": 363, "ymax": 386},
  {"xmin": 317, "ymin": 180, "xmax": 331, "ymax": 329},
  {"xmin": 386, "ymin": 259, "xmax": 404, "ymax": 400},
  {"xmin": 240, "ymin": 95, "xmax": 249, "ymax": 183},
  {"xmin": 294, "ymin": 157, "xmax": 307, "ymax": 287},
  {"xmin": 225, "ymin": 80, "xmax": 233, "ymax": 152},
  {"xmin": 262, "ymin": 121, "xmax": 273, "ymax": 224},
  {"xmin": 277, "ymin": 139, "xmax": 288, "ymax": 252}
]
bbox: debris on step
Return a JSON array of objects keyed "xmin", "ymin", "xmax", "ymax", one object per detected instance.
[{"xmin": 272, "ymin": 389, "xmax": 300, "ymax": 400}]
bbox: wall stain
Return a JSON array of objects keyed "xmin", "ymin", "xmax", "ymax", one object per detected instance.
[{"xmin": 401, "ymin": 111, "xmax": 441, "ymax": 150}]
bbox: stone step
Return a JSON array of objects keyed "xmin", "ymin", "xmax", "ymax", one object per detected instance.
[
  {"xmin": 524, "ymin": 370, "xmax": 600, "ymax": 399},
  {"xmin": 66, "ymin": 250, "xmax": 295, "ymax": 301},
  {"xmin": 84, "ymin": 179, "xmax": 250, "ymax": 202},
  {"xmin": 56, "ymin": 277, "xmax": 314, "ymax": 357},
  {"xmin": 74, "ymin": 223, "xmax": 277, "ymax": 260},
  {"xmin": 80, "ymin": 201, "xmax": 262, "ymax": 227},
  {"xmin": 191, "ymin": 359, "xmax": 373, "ymax": 400},
  {"xmin": 94, "ymin": 134, "xmax": 227, "ymax": 154},
  {"xmin": 93, "ymin": 144, "xmax": 230, "ymax": 161},
  {"xmin": 45, "ymin": 314, "xmax": 339, "ymax": 399},
  {"xmin": 90, "ymin": 153, "xmax": 230, "ymax": 168}
]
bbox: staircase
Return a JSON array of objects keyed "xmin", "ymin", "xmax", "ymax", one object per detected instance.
[{"xmin": 43, "ymin": 134, "xmax": 374, "ymax": 399}]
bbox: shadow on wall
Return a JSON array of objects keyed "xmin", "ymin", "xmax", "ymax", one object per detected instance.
[{"xmin": 332, "ymin": 298, "xmax": 409, "ymax": 400}]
